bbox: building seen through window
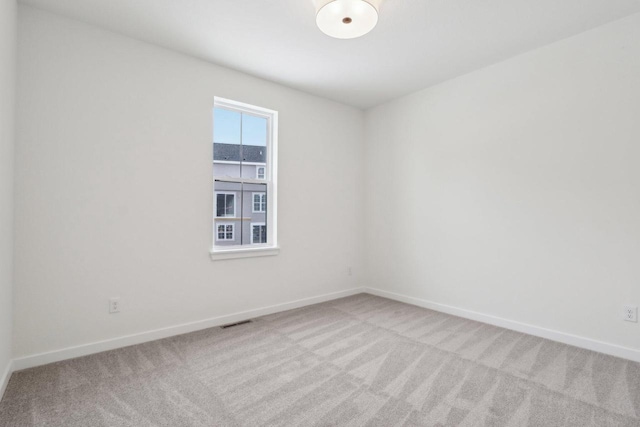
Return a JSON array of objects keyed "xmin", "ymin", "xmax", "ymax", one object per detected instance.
[{"xmin": 212, "ymin": 100, "xmax": 276, "ymax": 250}]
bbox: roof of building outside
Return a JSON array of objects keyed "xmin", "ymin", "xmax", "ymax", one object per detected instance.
[{"xmin": 214, "ymin": 143, "xmax": 266, "ymax": 163}]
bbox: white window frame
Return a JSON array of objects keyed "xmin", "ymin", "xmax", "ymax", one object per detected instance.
[
  {"xmin": 251, "ymin": 222, "xmax": 267, "ymax": 244},
  {"xmin": 214, "ymin": 160, "xmax": 264, "ymax": 166},
  {"xmin": 256, "ymin": 165, "xmax": 266, "ymax": 180},
  {"xmin": 215, "ymin": 191, "xmax": 236, "ymax": 218},
  {"xmin": 211, "ymin": 97, "xmax": 279, "ymax": 260},
  {"xmin": 252, "ymin": 192, "xmax": 266, "ymax": 213},
  {"xmin": 215, "ymin": 223, "xmax": 235, "ymax": 241}
]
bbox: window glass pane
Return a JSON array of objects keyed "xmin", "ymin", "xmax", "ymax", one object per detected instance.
[
  {"xmin": 215, "ymin": 189, "xmax": 236, "ymax": 217},
  {"xmin": 237, "ymin": 183, "xmax": 266, "ymax": 246},
  {"xmin": 216, "ymin": 223, "xmax": 234, "ymax": 242},
  {"xmin": 216, "ymin": 194, "xmax": 225, "ymax": 217},
  {"xmin": 240, "ymin": 113, "xmax": 267, "ymax": 180},
  {"xmin": 252, "ymin": 192, "xmax": 266, "ymax": 213},
  {"xmin": 213, "ymin": 108, "xmax": 241, "ymax": 178},
  {"xmin": 213, "ymin": 108, "xmax": 240, "ymax": 144},
  {"xmin": 214, "ymin": 181, "xmax": 242, "ymax": 246},
  {"xmin": 242, "ymin": 114, "xmax": 267, "ymax": 146},
  {"xmin": 225, "ymin": 195, "xmax": 234, "ymax": 216},
  {"xmin": 251, "ymin": 225, "xmax": 266, "ymax": 244}
]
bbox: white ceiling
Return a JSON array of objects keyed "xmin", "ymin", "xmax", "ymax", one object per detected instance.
[{"xmin": 19, "ymin": 0, "xmax": 640, "ymax": 109}]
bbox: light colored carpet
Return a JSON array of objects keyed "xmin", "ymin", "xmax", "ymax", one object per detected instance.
[{"xmin": 1, "ymin": 293, "xmax": 640, "ymax": 426}]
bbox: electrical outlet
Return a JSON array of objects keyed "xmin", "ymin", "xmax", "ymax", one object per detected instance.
[
  {"xmin": 623, "ymin": 305, "xmax": 637, "ymax": 322},
  {"xmin": 109, "ymin": 298, "xmax": 121, "ymax": 314}
]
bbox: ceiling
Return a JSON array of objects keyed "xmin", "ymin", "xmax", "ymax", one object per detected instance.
[{"xmin": 19, "ymin": 0, "xmax": 640, "ymax": 109}]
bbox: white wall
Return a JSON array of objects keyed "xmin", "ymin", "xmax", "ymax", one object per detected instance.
[
  {"xmin": 365, "ymin": 13, "xmax": 640, "ymax": 353},
  {"xmin": 0, "ymin": 0, "xmax": 16, "ymax": 387},
  {"xmin": 14, "ymin": 6, "xmax": 365, "ymax": 359},
  {"xmin": 14, "ymin": 3, "xmax": 640, "ymax": 364}
]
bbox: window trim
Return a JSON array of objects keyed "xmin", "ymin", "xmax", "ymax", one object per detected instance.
[
  {"xmin": 215, "ymin": 191, "xmax": 236, "ymax": 218},
  {"xmin": 211, "ymin": 97, "xmax": 278, "ymax": 261},
  {"xmin": 215, "ymin": 223, "xmax": 235, "ymax": 241},
  {"xmin": 256, "ymin": 165, "xmax": 266, "ymax": 180}
]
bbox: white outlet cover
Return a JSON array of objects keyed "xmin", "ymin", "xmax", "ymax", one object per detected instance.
[
  {"xmin": 109, "ymin": 297, "xmax": 121, "ymax": 314},
  {"xmin": 623, "ymin": 305, "xmax": 638, "ymax": 322}
]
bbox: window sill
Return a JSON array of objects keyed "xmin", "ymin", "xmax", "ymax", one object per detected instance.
[{"xmin": 209, "ymin": 246, "xmax": 280, "ymax": 261}]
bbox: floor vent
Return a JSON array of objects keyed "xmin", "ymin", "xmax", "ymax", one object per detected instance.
[{"xmin": 220, "ymin": 319, "xmax": 253, "ymax": 329}]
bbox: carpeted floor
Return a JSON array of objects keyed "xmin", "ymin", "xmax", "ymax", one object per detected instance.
[{"xmin": 1, "ymin": 294, "xmax": 640, "ymax": 426}]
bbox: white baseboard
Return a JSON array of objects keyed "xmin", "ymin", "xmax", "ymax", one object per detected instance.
[
  {"xmin": 12, "ymin": 287, "xmax": 365, "ymax": 371},
  {"xmin": 364, "ymin": 287, "xmax": 640, "ymax": 363},
  {"xmin": 0, "ymin": 359, "xmax": 13, "ymax": 401},
  {"xmin": 12, "ymin": 285, "xmax": 638, "ymax": 373}
]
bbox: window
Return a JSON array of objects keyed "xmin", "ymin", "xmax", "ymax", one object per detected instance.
[
  {"xmin": 251, "ymin": 223, "xmax": 267, "ymax": 244},
  {"xmin": 252, "ymin": 192, "xmax": 266, "ymax": 213},
  {"xmin": 211, "ymin": 97, "xmax": 278, "ymax": 260},
  {"xmin": 215, "ymin": 192, "xmax": 235, "ymax": 217},
  {"xmin": 216, "ymin": 224, "xmax": 234, "ymax": 241}
]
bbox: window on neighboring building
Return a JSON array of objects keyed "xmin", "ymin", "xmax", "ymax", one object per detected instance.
[
  {"xmin": 211, "ymin": 97, "xmax": 278, "ymax": 259},
  {"xmin": 216, "ymin": 224, "xmax": 234, "ymax": 241},
  {"xmin": 251, "ymin": 223, "xmax": 267, "ymax": 244},
  {"xmin": 252, "ymin": 193, "xmax": 266, "ymax": 213},
  {"xmin": 216, "ymin": 192, "xmax": 235, "ymax": 217}
]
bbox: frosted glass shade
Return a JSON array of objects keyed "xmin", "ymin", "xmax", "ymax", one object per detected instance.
[{"xmin": 316, "ymin": 0, "xmax": 379, "ymax": 39}]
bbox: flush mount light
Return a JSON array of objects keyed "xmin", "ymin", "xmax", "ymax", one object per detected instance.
[{"xmin": 316, "ymin": 0, "xmax": 379, "ymax": 39}]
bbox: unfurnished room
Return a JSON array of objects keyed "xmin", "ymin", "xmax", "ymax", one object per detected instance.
[{"xmin": 1, "ymin": 0, "xmax": 640, "ymax": 426}]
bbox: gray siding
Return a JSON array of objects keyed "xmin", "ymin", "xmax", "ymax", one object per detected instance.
[{"xmin": 214, "ymin": 162, "xmax": 265, "ymax": 180}]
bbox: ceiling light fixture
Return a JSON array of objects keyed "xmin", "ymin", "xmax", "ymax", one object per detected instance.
[{"xmin": 315, "ymin": 0, "xmax": 379, "ymax": 39}]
